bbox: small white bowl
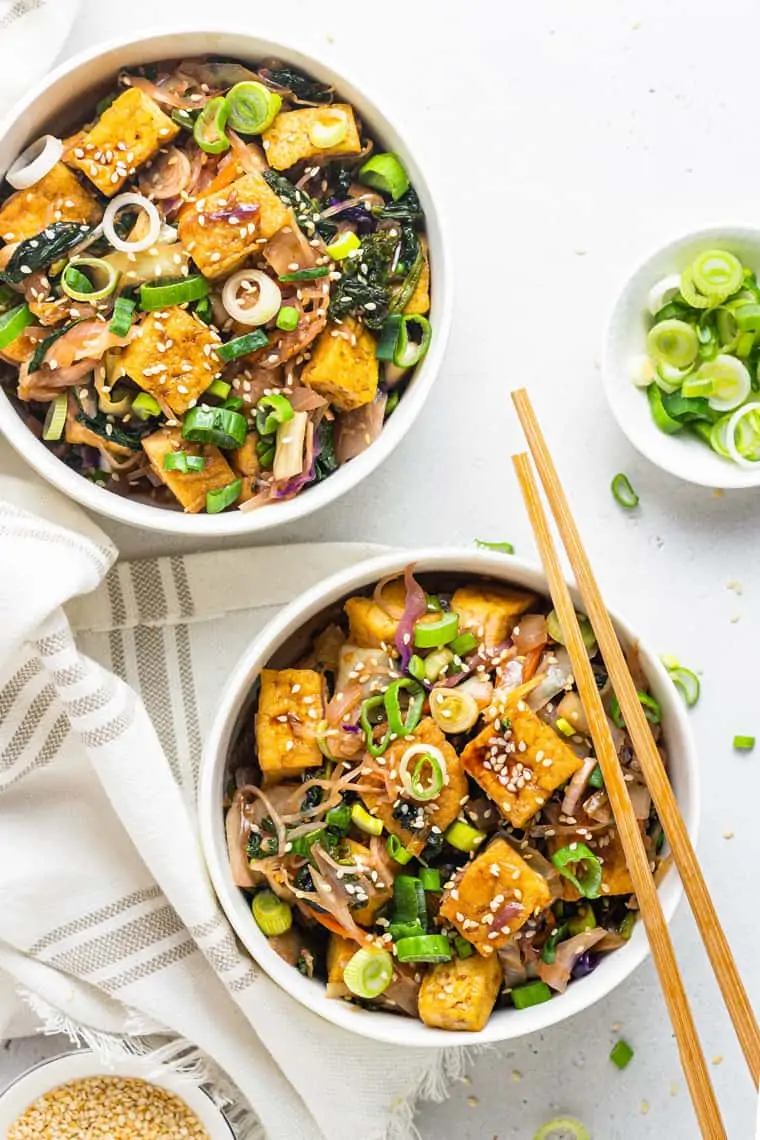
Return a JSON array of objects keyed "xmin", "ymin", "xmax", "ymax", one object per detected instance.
[
  {"xmin": 0, "ymin": 27, "xmax": 451, "ymax": 536},
  {"xmin": 0, "ymin": 1050, "xmax": 233, "ymax": 1138},
  {"xmin": 602, "ymin": 225, "xmax": 760, "ymax": 489},
  {"xmin": 198, "ymin": 548, "xmax": 700, "ymax": 1048}
]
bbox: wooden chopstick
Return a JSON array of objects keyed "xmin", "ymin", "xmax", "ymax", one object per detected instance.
[
  {"xmin": 512, "ymin": 451, "xmax": 726, "ymax": 1139},
  {"xmin": 512, "ymin": 387, "xmax": 760, "ymax": 1092}
]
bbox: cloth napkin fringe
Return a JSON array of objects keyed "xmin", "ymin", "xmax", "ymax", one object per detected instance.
[{"xmin": 386, "ymin": 1045, "xmax": 485, "ymax": 1140}]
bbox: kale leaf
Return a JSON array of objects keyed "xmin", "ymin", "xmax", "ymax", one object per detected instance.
[
  {"xmin": 378, "ymin": 186, "xmax": 424, "ymax": 224},
  {"xmin": 328, "ymin": 230, "xmax": 398, "ymax": 330},
  {"xmin": 75, "ymin": 408, "xmax": 154, "ymax": 452},
  {"xmin": 262, "ymin": 171, "xmax": 320, "ymax": 238},
  {"xmin": 246, "ymin": 817, "xmax": 279, "ymax": 861},
  {"xmin": 29, "ymin": 321, "xmax": 82, "ymax": 374},
  {"xmin": 260, "ymin": 65, "xmax": 332, "ymax": 105},
  {"xmin": 314, "ymin": 420, "xmax": 339, "ymax": 483},
  {"xmin": 1, "ymin": 222, "xmax": 91, "ymax": 284}
]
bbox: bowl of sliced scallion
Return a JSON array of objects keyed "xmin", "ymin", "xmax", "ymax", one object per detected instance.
[{"xmin": 603, "ymin": 226, "xmax": 760, "ymax": 488}]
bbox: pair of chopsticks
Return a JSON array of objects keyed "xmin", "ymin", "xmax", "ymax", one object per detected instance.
[{"xmin": 511, "ymin": 389, "xmax": 760, "ymax": 1140}]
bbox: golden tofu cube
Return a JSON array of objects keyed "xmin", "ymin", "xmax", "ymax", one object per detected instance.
[
  {"xmin": 362, "ymin": 718, "xmax": 468, "ymax": 856},
  {"xmin": 0, "ymin": 163, "xmax": 102, "ymax": 243},
  {"xmin": 178, "ymin": 171, "xmax": 290, "ymax": 279},
  {"xmin": 141, "ymin": 427, "xmax": 236, "ymax": 513},
  {"xmin": 256, "ymin": 668, "xmax": 324, "ymax": 779},
  {"xmin": 440, "ymin": 837, "xmax": 552, "ymax": 956},
  {"xmin": 403, "ymin": 242, "xmax": 431, "ymax": 316},
  {"xmin": 462, "ymin": 696, "xmax": 583, "ymax": 830},
  {"xmin": 344, "ymin": 578, "xmax": 406, "ymax": 649},
  {"xmin": 302, "ymin": 317, "xmax": 379, "ymax": 412},
  {"xmin": 65, "ymin": 88, "xmax": 179, "ymax": 196},
  {"xmin": 262, "ymin": 104, "xmax": 362, "ymax": 171},
  {"xmin": 451, "ymin": 583, "xmax": 536, "ymax": 648},
  {"xmin": 419, "ymin": 951, "xmax": 502, "ymax": 1031},
  {"xmin": 327, "ymin": 933, "xmax": 357, "ymax": 985},
  {"xmin": 342, "ymin": 839, "xmax": 395, "ymax": 926},
  {"xmin": 122, "ymin": 307, "xmax": 221, "ymax": 416},
  {"xmin": 230, "ymin": 433, "xmax": 261, "ymax": 478}
]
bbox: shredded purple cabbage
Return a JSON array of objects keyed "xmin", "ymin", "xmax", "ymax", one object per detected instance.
[
  {"xmin": 571, "ymin": 951, "xmax": 601, "ymax": 980},
  {"xmin": 394, "ymin": 565, "xmax": 427, "ymax": 671},
  {"xmin": 207, "ymin": 202, "xmax": 260, "ymax": 223}
]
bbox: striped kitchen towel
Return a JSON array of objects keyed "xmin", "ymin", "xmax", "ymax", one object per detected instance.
[{"xmin": 0, "ymin": 463, "xmax": 466, "ymax": 1140}]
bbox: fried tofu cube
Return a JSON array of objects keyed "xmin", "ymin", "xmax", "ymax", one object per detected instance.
[
  {"xmin": 439, "ymin": 837, "xmax": 552, "ymax": 956},
  {"xmin": 451, "ymin": 584, "xmax": 536, "ymax": 648},
  {"xmin": 342, "ymin": 839, "xmax": 395, "ymax": 926},
  {"xmin": 0, "ymin": 163, "xmax": 102, "ymax": 244},
  {"xmin": 462, "ymin": 697, "xmax": 583, "ymax": 830},
  {"xmin": 362, "ymin": 719, "xmax": 468, "ymax": 856},
  {"xmin": 122, "ymin": 307, "xmax": 221, "ymax": 415},
  {"xmin": 255, "ymin": 668, "xmax": 324, "ymax": 780},
  {"xmin": 302, "ymin": 317, "xmax": 379, "ymax": 412},
  {"xmin": 142, "ymin": 427, "xmax": 236, "ymax": 513},
  {"xmin": 262, "ymin": 105, "xmax": 362, "ymax": 171},
  {"xmin": 403, "ymin": 241, "xmax": 431, "ymax": 316},
  {"xmin": 327, "ymin": 933, "xmax": 357, "ymax": 985},
  {"xmin": 178, "ymin": 171, "xmax": 290, "ymax": 279},
  {"xmin": 419, "ymin": 951, "xmax": 502, "ymax": 1031},
  {"xmin": 344, "ymin": 578, "xmax": 406, "ymax": 649},
  {"xmin": 65, "ymin": 88, "xmax": 179, "ymax": 196}
]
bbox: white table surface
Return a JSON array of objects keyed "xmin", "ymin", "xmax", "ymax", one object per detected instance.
[{"xmin": 2, "ymin": 0, "xmax": 759, "ymax": 1136}]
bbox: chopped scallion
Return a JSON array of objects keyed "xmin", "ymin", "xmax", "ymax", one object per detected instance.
[
  {"xmin": 733, "ymin": 734, "xmax": 755, "ymax": 751},
  {"xmin": 475, "ymin": 539, "xmax": 515, "ymax": 554},
  {"xmin": 511, "ymin": 980, "xmax": 552, "ymax": 1009},
  {"xmin": 609, "ymin": 1039, "xmax": 634, "ymax": 1070},
  {"xmin": 611, "ymin": 472, "xmax": 639, "ymax": 509}
]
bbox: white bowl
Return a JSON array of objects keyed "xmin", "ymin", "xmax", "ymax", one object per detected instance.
[
  {"xmin": 198, "ymin": 548, "xmax": 700, "ymax": 1047},
  {"xmin": 0, "ymin": 1051, "xmax": 233, "ymax": 1138},
  {"xmin": 602, "ymin": 225, "xmax": 760, "ymax": 489},
  {"xmin": 0, "ymin": 28, "xmax": 451, "ymax": 535}
]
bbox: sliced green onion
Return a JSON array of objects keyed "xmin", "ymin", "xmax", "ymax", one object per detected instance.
[
  {"xmin": 660, "ymin": 390, "xmax": 712, "ymax": 423},
  {"xmin": 206, "ymin": 477, "xmax": 243, "ymax": 514},
  {"xmin": 395, "ymin": 934, "xmax": 452, "ymax": 963},
  {"xmin": 533, "ymin": 1118, "xmax": 590, "ymax": 1140},
  {"xmin": 454, "ymin": 935, "xmax": 474, "ymax": 959},
  {"xmin": 326, "ymin": 231, "xmax": 361, "ymax": 261},
  {"xmin": 421, "ymin": 648, "xmax": 452, "ymax": 683},
  {"xmin": 725, "ymin": 401, "xmax": 760, "ymax": 466},
  {"xmin": 399, "ymin": 744, "xmax": 445, "ymax": 802},
  {"xmin": 692, "ymin": 354, "xmax": 751, "ymax": 412},
  {"xmin": 278, "ymin": 266, "xmax": 331, "ymax": 282},
  {"xmin": 224, "ymin": 396, "xmax": 245, "ymax": 412},
  {"xmin": 609, "ymin": 691, "xmax": 662, "ymax": 728},
  {"xmin": 551, "ymin": 842, "xmax": 603, "ymax": 899},
  {"xmin": 647, "ymin": 382, "xmax": 682, "ymax": 434},
  {"xmin": 546, "ymin": 609, "xmax": 597, "ymax": 654},
  {"xmin": 609, "ymin": 1039, "xmax": 634, "ymax": 1070},
  {"xmin": 646, "ymin": 318, "xmax": 698, "ymax": 369},
  {"xmin": 195, "ymin": 295, "xmax": 213, "ymax": 325},
  {"xmin": 385, "ymin": 677, "xmax": 425, "ymax": 738},
  {"xmin": 61, "ymin": 256, "xmax": 119, "ymax": 303},
  {"xmin": 131, "ymin": 392, "xmax": 161, "ymax": 420},
  {"xmin": 475, "ymin": 539, "xmax": 515, "ymax": 554},
  {"xmin": 541, "ymin": 923, "xmax": 568, "ymax": 964},
  {"xmin": 733, "ymin": 734, "xmax": 755, "ymax": 751},
  {"xmin": 255, "ymin": 392, "xmax": 294, "ymax": 435},
  {"xmin": 109, "ymin": 296, "xmax": 135, "ymax": 337},
  {"xmin": 681, "ymin": 374, "xmax": 714, "ymax": 398},
  {"xmin": 690, "ymin": 249, "xmax": 743, "ymax": 299},
  {"xmin": 376, "ymin": 313, "xmax": 432, "ymax": 368},
  {"xmin": 42, "ymin": 394, "xmax": 68, "ymax": 441},
  {"xmin": 216, "ymin": 329, "xmax": 269, "ymax": 363},
  {"xmin": 386, "ymin": 834, "xmax": 413, "ymax": 865},
  {"xmin": 680, "ymin": 266, "xmax": 724, "ymax": 309},
  {"xmin": 444, "ymin": 820, "xmax": 486, "ymax": 853},
  {"xmin": 419, "ymin": 868, "xmax": 441, "ymax": 891},
  {"xmin": 163, "ymin": 451, "xmax": 206, "ymax": 473},
  {"xmin": 408, "ymin": 654, "xmax": 426, "ymax": 682},
  {"xmin": 193, "ymin": 95, "xmax": 230, "ymax": 154},
  {"xmin": 276, "ymin": 305, "xmax": 300, "ymax": 331},
  {"xmin": 225, "ymin": 81, "xmax": 281, "ymax": 135},
  {"xmin": 567, "ymin": 904, "xmax": 597, "ymax": 936},
  {"xmin": 252, "ymin": 889, "xmax": 292, "ymax": 935},
  {"xmin": 429, "ymin": 687, "xmax": 479, "ymax": 734},
  {"xmin": 413, "ymin": 611, "xmax": 459, "ymax": 649},
  {"xmin": 358, "ymin": 153, "xmax": 410, "ymax": 201},
  {"xmin": 183, "ymin": 405, "xmax": 247, "ymax": 449},
  {"xmin": 343, "ymin": 948, "xmax": 394, "ymax": 998},
  {"xmin": 392, "ymin": 875, "xmax": 427, "ymax": 927},
  {"xmin": 511, "ymin": 980, "xmax": 552, "ymax": 1009},
  {"xmin": 205, "ymin": 378, "xmax": 231, "ymax": 401},
  {"xmin": 139, "ymin": 274, "xmax": 209, "ymax": 311},
  {"xmin": 662, "ymin": 660, "xmax": 700, "ymax": 707},
  {"xmin": 448, "ymin": 631, "xmax": 479, "ymax": 657},
  {"xmin": 610, "ymin": 472, "xmax": 639, "ymax": 509},
  {"xmin": 171, "ymin": 108, "xmax": 198, "ymax": 132},
  {"xmin": 324, "ymin": 803, "xmax": 352, "ymax": 834},
  {"xmin": 0, "ymin": 302, "xmax": 32, "ymax": 350},
  {"xmin": 350, "ymin": 802, "xmax": 383, "ymax": 836},
  {"xmin": 588, "ymin": 764, "xmax": 604, "ymax": 789},
  {"xmin": 619, "ymin": 912, "xmax": 636, "ymax": 940},
  {"xmin": 308, "ymin": 110, "xmax": 349, "ymax": 149},
  {"xmin": 555, "ymin": 717, "xmax": 575, "ymax": 737}
]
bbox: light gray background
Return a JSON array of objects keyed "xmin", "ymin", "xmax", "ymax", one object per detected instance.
[{"xmin": 1, "ymin": 1, "xmax": 759, "ymax": 1136}]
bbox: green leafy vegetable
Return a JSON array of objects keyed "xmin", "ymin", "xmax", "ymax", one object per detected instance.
[
  {"xmin": 29, "ymin": 321, "xmax": 82, "ymax": 374},
  {"xmin": 378, "ymin": 187, "xmax": 424, "ymax": 224},
  {"xmin": 328, "ymin": 230, "xmax": 398, "ymax": 330},
  {"xmin": 260, "ymin": 65, "xmax": 332, "ymax": 104},
  {"xmin": 0, "ymin": 222, "xmax": 91, "ymax": 284},
  {"xmin": 263, "ymin": 170, "xmax": 323, "ymax": 239},
  {"xmin": 75, "ymin": 408, "xmax": 153, "ymax": 452},
  {"xmin": 314, "ymin": 420, "xmax": 339, "ymax": 482}
]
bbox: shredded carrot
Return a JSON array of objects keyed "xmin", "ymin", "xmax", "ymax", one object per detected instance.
[{"xmin": 522, "ymin": 647, "xmax": 544, "ymax": 682}]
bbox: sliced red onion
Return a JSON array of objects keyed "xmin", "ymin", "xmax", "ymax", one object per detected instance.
[
  {"xmin": 395, "ymin": 565, "xmax": 427, "ymax": 670},
  {"xmin": 561, "ymin": 756, "xmax": 597, "ymax": 817}
]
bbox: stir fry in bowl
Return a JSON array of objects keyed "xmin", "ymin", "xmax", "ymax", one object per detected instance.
[
  {"xmin": 225, "ymin": 569, "xmax": 667, "ymax": 1032},
  {"xmin": 0, "ymin": 58, "xmax": 431, "ymax": 514}
]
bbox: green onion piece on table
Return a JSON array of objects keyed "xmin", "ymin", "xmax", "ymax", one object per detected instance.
[
  {"xmin": 278, "ymin": 266, "xmax": 331, "ymax": 282},
  {"xmin": 42, "ymin": 394, "xmax": 68, "ymax": 442},
  {"xmin": 252, "ymin": 890, "xmax": 292, "ymax": 936},
  {"xmin": 216, "ymin": 329, "xmax": 269, "ymax": 362},
  {"xmin": 131, "ymin": 392, "xmax": 161, "ymax": 420},
  {"xmin": 609, "ymin": 1039, "xmax": 634, "ymax": 1070},
  {"xmin": 139, "ymin": 274, "xmax": 210, "ymax": 311},
  {"xmin": 551, "ymin": 842, "xmax": 603, "ymax": 899},
  {"xmin": 276, "ymin": 305, "xmax": 300, "ymax": 331},
  {"xmin": 0, "ymin": 303, "xmax": 32, "ymax": 351},
  {"xmin": 343, "ymin": 948, "xmax": 394, "ymax": 999},
  {"xmin": 395, "ymin": 934, "xmax": 452, "ymax": 964},
  {"xmin": 386, "ymin": 834, "xmax": 413, "ymax": 865},
  {"xmin": 255, "ymin": 392, "xmax": 294, "ymax": 435},
  {"xmin": 350, "ymin": 802, "xmax": 383, "ymax": 836},
  {"xmin": 511, "ymin": 980, "xmax": 552, "ymax": 1009},
  {"xmin": 225, "ymin": 81, "xmax": 281, "ymax": 135},
  {"xmin": 533, "ymin": 1118, "xmax": 590, "ymax": 1140},
  {"xmin": 419, "ymin": 867, "xmax": 441, "ymax": 892},
  {"xmin": 193, "ymin": 95, "xmax": 230, "ymax": 154},
  {"xmin": 61, "ymin": 256, "xmax": 119, "ymax": 303},
  {"xmin": 109, "ymin": 296, "xmax": 136, "ymax": 336},
  {"xmin": 182, "ymin": 405, "xmax": 247, "ymax": 449},
  {"xmin": 611, "ymin": 472, "xmax": 639, "ymax": 509},
  {"xmin": 660, "ymin": 657, "xmax": 700, "ymax": 707},
  {"xmin": 413, "ymin": 611, "xmax": 459, "ymax": 649},
  {"xmin": 475, "ymin": 539, "xmax": 515, "ymax": 554},
  {"xmin": 205, "ymin": 378, "xmax": 231, "ymax": 401},
  {"xmin": 358, "ymin": 153, "xmax": 410, "ymax": 201},
  {"xmin": 206, "ymin": 478, "xmax": 243, "ymax": 514},
  {"xmin": 733, "ymin": 735, "xmax": 755, "ymax": 751},
  {"xmin": 444, "ymin": 820, "xmax": 486, "ymax": 853}
]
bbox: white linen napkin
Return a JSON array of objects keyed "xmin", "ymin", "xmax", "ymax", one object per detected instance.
[
  {"xmin": 0, "ymin": 0, "xmax": 82, "ymax": 110},
  {"xmin": 0, "ymin": 456, "xmax": 466, "ymax": 1140}
]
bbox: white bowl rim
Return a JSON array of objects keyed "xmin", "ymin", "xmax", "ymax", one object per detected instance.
[
  {"xmin": 198, "ymin": 547, "xmax": 701, "ymax": 1047},
  {"xmin": 601, "ymin": 222, "xmax": 760, "ymax": 489},
  {"xmin": 0, "ymin": 1049, "xmax": 233, "ymax": 1137},
  {"xmin": 0, "ymin": 24, "xmax": 453, "ymax": 535}
]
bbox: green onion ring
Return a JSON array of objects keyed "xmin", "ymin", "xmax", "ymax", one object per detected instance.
[
  {"xmin": 690, "ymin": 249, "xmax": 743, "ymax": 299},
  {"xmin": 399, "ymin": 743, "xmax": 445, "ymax": 802},
  {"xmin": 61, "ymin": 256, "xmax": 119, "ymax": 303},
  {"xmin": 610, "ymin": 472, "xmax": 639, "ymax": 509}
]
